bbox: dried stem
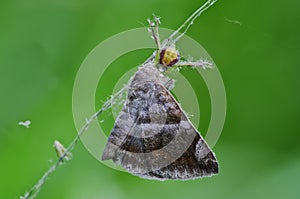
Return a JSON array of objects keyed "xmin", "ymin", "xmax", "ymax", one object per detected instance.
[
  {"xmin": 20, "ymin": 88, "xmax": 126, "ymax": 199},
  {"xmin": 163, "ymin": 0, "xmax": 217, "ymax": 47}
]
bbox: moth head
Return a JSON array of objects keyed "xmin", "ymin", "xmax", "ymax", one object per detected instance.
[{"xmin": 159, "ymin": 45, "xmax": 179, "ymax": 67}]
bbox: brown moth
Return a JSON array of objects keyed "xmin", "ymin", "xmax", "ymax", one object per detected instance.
[{"xmin": 102, "ymin": 0, "xmax": 219, "ymax": 180}]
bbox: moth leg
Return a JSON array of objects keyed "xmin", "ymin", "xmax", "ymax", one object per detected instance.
[
  {"xmin": 147, "ymin": 16, "xmax": 161, "ymax": 50},
  {"xmin": 164, "ymin": 79, "xmax": 175, "ymax": 90},
  {"xmin": 175, "ymin": 59, "xmax": 214, "ymax": 69}
]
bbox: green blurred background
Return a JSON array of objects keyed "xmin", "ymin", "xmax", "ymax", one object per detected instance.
[{"xmin": 1, "ymin": 0, "xmax": 300, "ymax": 198}]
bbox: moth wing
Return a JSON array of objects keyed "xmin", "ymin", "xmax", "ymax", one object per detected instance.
[{"xmin": 102, "ymin": 81, "xmax": 218, "ymax": 180}]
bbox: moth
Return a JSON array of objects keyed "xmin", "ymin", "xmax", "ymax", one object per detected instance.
[{"xmin": 102, "ymin": 0, "xmax": 219, "ymax": 180}]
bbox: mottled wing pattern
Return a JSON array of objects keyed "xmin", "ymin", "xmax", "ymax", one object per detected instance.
[{"xmin": 102, "ymin": 78, "xmax": 218, "ymax": 180}]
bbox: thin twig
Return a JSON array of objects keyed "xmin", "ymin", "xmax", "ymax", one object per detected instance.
[
  {"xmin": 163, "ymin": 0, "xmax": 217, "ymax": 47},
  {"xmin": 20, "ymin": 88, "xmax": 126, "ymax": 199}
]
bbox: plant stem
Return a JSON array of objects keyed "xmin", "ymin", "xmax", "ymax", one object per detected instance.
[{"xmin": 20, "ymin": 88, "xmax": 126, "ymax": 199}]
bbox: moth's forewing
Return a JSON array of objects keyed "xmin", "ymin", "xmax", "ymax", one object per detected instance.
[{"xmin": 102, "ymin": 63, "xmax": 218, "ymax": 180}]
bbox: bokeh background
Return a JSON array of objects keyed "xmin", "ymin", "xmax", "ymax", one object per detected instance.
[{"xmin": 1, "ymin": 0, "xmax": 300, "ymax": 198}]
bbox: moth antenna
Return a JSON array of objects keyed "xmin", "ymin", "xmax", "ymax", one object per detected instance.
[
  {"xmin": 148, "ymin": 15, "xmax": 161, "ymax": 50},
  {"xmin": 163, "ymin": 0, "xmax": 218, "ymax": 47}
]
